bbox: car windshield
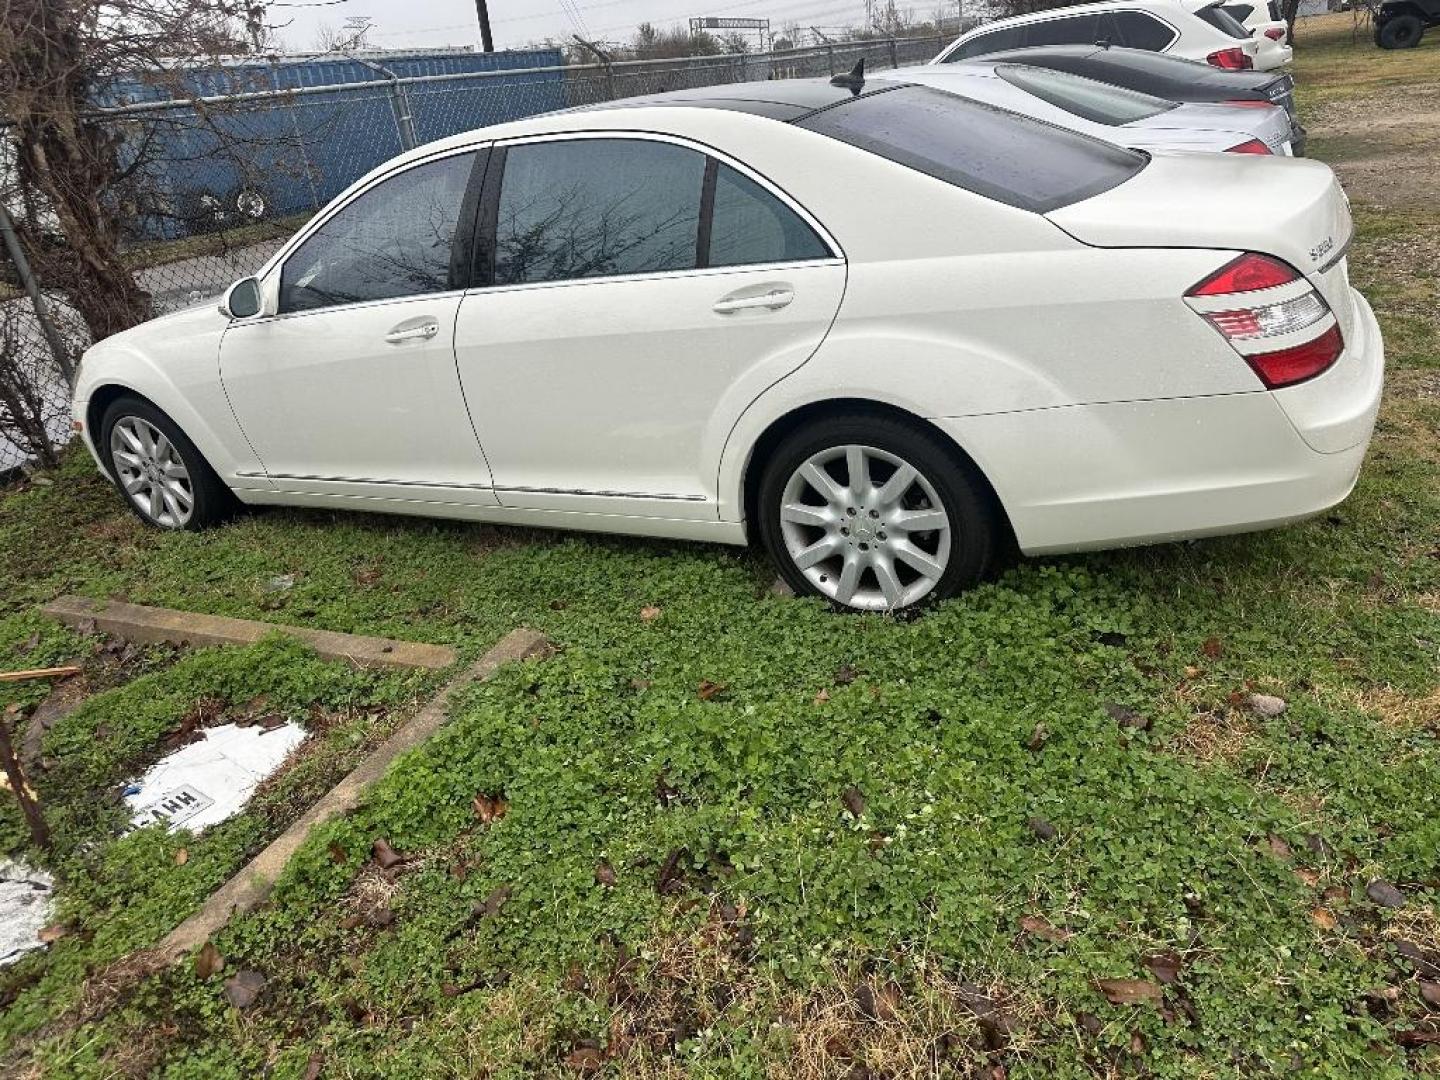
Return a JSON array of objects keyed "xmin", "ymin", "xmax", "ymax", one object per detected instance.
[
  {"xmin": 796, "ymin": 85, "xmax": 1146, "ymax": 214},
  {"xmin": 995, "ymin": 63, "xmax": 1178, "ymax": 125}
]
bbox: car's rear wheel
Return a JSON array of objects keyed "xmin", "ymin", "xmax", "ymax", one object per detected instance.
[
  {"xmin": 1376, "ymin": 13, "xmax": 1424, "ymax": 47},
  {"xmin": 100, "ymin": 396, "xmax": 232, "ymax": 531},
  {"xmin": 758, "ymin": 413, "xmax": 1000, "ymax": 613}
]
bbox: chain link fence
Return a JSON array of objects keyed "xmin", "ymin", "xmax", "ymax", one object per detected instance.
[{"xmin": 0, "ymin": 34, "xmax": 949, "ymax": 477}]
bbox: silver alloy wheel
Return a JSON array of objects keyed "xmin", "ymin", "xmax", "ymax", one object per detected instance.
[
  {"xmin": 778, "ymin": 444, "xmax": 952, "ymax": 611},
  {"xmin": 235, "ymin": 188, "xmax": 266, "ymax": 219},
  {"xmin": 110, "ymin": 416, "xmax": 194, "ymax": 528}
]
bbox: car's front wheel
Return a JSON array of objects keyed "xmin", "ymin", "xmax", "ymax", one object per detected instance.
[
  {"xmin": 758, "ymin": 413, "xmax": 1000, "ymax": 613},
  {"xmin": 100, "ymin": 396, "xmax": 232, "ymax": 530},
  {"xmin": 1375, "ymin": 13, "xmax": 1424, "ymax": 47}
]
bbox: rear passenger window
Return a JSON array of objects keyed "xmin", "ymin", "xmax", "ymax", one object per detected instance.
[
  {"xmin": 1223, "ymin": 3, "xmax": 1255, "ymax": 20},
  {"xmin": 707, "ymin": 165, "xmax": 829, "ymax": 267},
  {"xmin": 1022, "ymin": 13, "xmax": 1100, "ymax": 46},
  {"xmin": 1112, "ymin": 10, "xmax": 1178, "ymax": 49},
  {"xmin": 493, "ymin": 139, "xmax": 705, "ymax": 285},
  {"xmin": 950, "ymin": 26, "xmax": 1026, "ymax": 59}
]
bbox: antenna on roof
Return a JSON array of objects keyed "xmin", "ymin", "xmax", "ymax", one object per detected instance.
[{"xmin": 830, "ymin": 57, "xmax": 866, "ymax": 95}]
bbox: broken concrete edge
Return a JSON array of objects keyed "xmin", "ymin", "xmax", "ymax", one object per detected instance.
[
  {"xmin": 42, "ymin": 595, "xmax": 457, "ymax": 672},
  {"xmin": 156, "ymin": 627, "xmax": 551, "ymax": 963}
]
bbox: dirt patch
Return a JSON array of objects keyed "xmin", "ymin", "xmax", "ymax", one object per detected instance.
[{"xmin": 1306, "ymin": 84, "xmax": 1440, "ymax": 213}]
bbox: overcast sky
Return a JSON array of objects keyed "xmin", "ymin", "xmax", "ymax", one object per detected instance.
[{"xmin": 268, "ymin": 0, "xmax": 949, "ymax": 53}]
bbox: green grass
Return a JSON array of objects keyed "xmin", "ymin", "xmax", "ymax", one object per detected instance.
[{"xmin": 2, "ymin": 40, "xmax": 1439, "ymax": 1078}]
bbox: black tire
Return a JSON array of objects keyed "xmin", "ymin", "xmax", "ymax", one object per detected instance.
[
  {"xmin": 1376, "ymin": 14, "xmax": 1424, "ymax": 47},
  {"xmin": 757, "ymin": 412, "xmax": 1002, "ymax": 613},
  {"xmin": 99, "ymin": 395, "xmax": 234, "ymax": 531}
]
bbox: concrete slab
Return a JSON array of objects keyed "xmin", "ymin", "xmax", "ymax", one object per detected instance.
[
  {"xmin": 43, "ymin": 596, "xmax": 456, "ymax": 671},
  {"xmin": 157, "ymin": 627, "xmax": 551, "ymax": 960}
]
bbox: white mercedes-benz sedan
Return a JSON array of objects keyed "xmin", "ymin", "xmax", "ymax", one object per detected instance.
[
  {"xmin": 871, "ymin": 61, "xmax": 1295, "ymax": 155},
  {"xmin": 73, "ymin": 75, "xmax": 1384, "ymax": 613}
]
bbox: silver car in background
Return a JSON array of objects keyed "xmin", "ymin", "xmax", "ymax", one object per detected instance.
[{"xmin": 874, "ymin": 62, "xmax": 1295, "ymax": 155}]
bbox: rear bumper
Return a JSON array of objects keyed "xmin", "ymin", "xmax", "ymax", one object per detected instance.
[{"xmin": 935, "ymin": 357, "xmax": 1378, "ymax": 556}]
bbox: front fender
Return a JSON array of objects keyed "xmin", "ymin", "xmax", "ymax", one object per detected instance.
[{"xmin": 74, "ymin": 304, "xmax": 261, "ymax": 482}]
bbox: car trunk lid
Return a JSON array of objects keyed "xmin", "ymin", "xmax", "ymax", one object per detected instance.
[{"xmin": 1045, "ymin": 154, "xmax": 1356, "ymax": 342}]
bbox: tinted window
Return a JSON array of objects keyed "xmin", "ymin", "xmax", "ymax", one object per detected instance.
[
  {"xmin": 1195, "ymin": 2, "xmax": 1252, "ymax": 37},
  {"xmin": 951, "ymin": 26, "xmax": 1026, "ymax": 59},
  {"xmin": 1023, "ymin": 13, "xmax": 1100, "ymax": 46},
  {"xmin": 1223, "ymin": 3, "xmax": 1255, "ymax": 21},
  {"xmin": 1112, "ymin": 10, "xmax": 1178, "ymax": 49},
  {"xmin": 493, "ymin": 139, "xmax": 704, "ymax": 285},
  {"xmin": 280, "ymin": 152, "xmax": 476, "ymax": 314},
  {"xmin": 797, "ymin": 85, "xmax": 1146, "ymax": 214},
  {"xmin": 707, "ymin": 165, "xmax": 829, "ymax": 267},
  {"xmin": 996, "ymin": 63, "xmax": 1177, "ymax": 125}
]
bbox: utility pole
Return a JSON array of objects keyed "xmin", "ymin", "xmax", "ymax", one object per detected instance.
[{"xmin": 476, "ymin": 0, "xmax": 494, "ymax": 52}]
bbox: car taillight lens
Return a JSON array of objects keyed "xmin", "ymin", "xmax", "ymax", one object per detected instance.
[
  {"xmin": 1187, "ymin": 252, "xmax": 1343, "ymax": 389},
  {"xmin": 1245, "ymin": 326, "xmax": 1344, "ymax": 389},
  {"xmin": 1189, "ymin": 253, "xmax": 1297, "ymax": 295},
  {"xmin": 1264, "ymin": 26, "xmax": 1286, "ymax": 40},
  {"xmin": 1204, "ymin": 290, "xmax": 1328, "ymax": 339},
  {"xmin": 1207, "ymin": 46, "xmax": 1253, "ymax": 69},
  {"xmin": 1225, "ymin": 138, "xmax": 1272, "ymax": 154}
]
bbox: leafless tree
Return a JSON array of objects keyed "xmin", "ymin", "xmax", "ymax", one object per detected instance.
[{"xmin": 0, "ymin": 0, "xmax": 276, "ymax": 343}]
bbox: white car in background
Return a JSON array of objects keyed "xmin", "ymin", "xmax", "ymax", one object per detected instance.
[
  {"xmin": 1222, "ymin": 1, "xmax": 1294, "ymax": 67},
  {"xmin": 873, "ymin": 62, "xmax": 1293, "ymax": 155},
  {"xmin": 72, "ymin": 76, "xmax": 1382, "ymax": 613},
  {"xmin": 937, "ymin": 0, "xmax": 1265, "ymax": 70}
]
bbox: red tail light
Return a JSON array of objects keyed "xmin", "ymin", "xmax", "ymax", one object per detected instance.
[
  {"xmin": 1225, "ymin": 138, "xmax": 1272, "ymax": 155},
  {"xmin": 1264, "ymin": 26, "xmax": 1286, "ymax": 40},
  {"xmin": 1186, "ymin": 252, "xmax": 1342, "ymax": 389},
  {"xmin": 1245, "ymin": 325, "xmax": 1344, "ymax": 388},
  {"xmin": 1207, "ymin": 47, "xmax": 1253, "ymax": 69},
  {"xmin": 1188, "ymin": 253, "xmax": 1298, "ymax": 296}
]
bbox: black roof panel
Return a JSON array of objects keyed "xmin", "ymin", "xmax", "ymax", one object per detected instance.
[{"xmin": 568, "ymin": 77, "xmax": 899, "ymax": 121}]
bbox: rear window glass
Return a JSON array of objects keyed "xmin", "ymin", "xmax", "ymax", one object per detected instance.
[
  {"xmin": 796, "ymin": 85, "xmax": 1146, "ymax": 214},
  {"xmin": 996, "ymin": 63, "xmax": 1177, "ymax": 125},
  {"xmin": 1195, "ymin": 3, "xmax": 1252, "ymax": 38},
  {"xmin": 948, "ymin": 25, "xmax": 1026, "ymax": 59}
]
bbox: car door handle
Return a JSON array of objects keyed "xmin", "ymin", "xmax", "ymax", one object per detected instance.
[
  {"xmin": 712, "ymin": 288, "xmax": 794, "ymax": 314},
  {"xmin": 384, "ymin": 318, "xmax": 439, "ymax": 344}
]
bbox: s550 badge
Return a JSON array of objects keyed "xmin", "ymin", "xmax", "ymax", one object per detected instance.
[{"xmin": 1310, "ymin": 237, "xmax": 1335, "ymax": 262}]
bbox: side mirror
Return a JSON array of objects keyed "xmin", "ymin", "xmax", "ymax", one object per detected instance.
[{"xmin": 219, "ymin": 277, "xmax": 263, "ymax": 320}]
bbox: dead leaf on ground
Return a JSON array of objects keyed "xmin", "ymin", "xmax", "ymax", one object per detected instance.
[
  {"xmin": 563, "ymin": 1045, "xmax": 604, "ymax": 1073},
  {"xmin": 173, "ymin": 847, "xmax": 189, "ymax": 866},
  {"xmin": 1311, "ymin": 907, "xmax": 1338, "ymax": 930},
  {"xmin": 474, "ymin": 885, "xmax": 511, "ymax": 919},
  {"xmin": 1268, "ymin": 834, "xmax": 1293, "ymax": 859},
  {"xmin": 1143, "ymin": 952, "xmax": 1183, "ymax": 985},
  {"xmin": 301, "ymin": 1053, "xmax": 324, "ymax": 1080},
  {"xmin": 1420, "ymin": 981, "xmax": 1440, "ymax": 1008},
  {"xmin": 656, "ymin": 847, "xmax": 687, "ymax": 895},
  {"xmin": 697, "ymin": 679, "xmax": 726, "ymax": 701},
  {"xmin": 1201, "ymin": 636, "xmax": 1223, "ymax": 659},
  {"xmin": 639, "ymin": 605, "xmax": 662, "ymax": 622},
  {"xmin": 371, "ymin": 838, "xmax": 404, "ymax": 869},
  {"xmin": 841, "ymin": 785, "xmax": 866, "ymax": 818},
  {"xmin": 1096, "ymin": 978, "xmax": 1163, "ymax": 1006},
  {"xmin": 834, "ymin": 663, "xmax": 857, "ymax": 685},
  {"xmin": 1027, "ymin": 816, "xmax": 1058, "ymax": 841},
  {"xmin": 1366, "ymin": 878, "xmax": 1405, "ymax": 909},
  {"xmin": 37, "ymin": 924, "xmax": 68, "ymax": 945},
  {"xmin": 1019, "ymin": 913, "xmax": 1071, "ymax": 942},
  {"xmin": 223, "ymin": 969, "xmax": 266, "ymax": 1009},
  {"xmin": 473, "ymin": 792, "xmax": 508, "ymax": 824},
  {"xmin": 594, "ymin": 860, "xmax": 616, "ymax": 887},
  {"xmin": 195, "ymin": 941, "xmax": 224, "ymax": 979},
  {"xmin": 813, "ymin": 688, "xmax": 830, "ymax": 704}
]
